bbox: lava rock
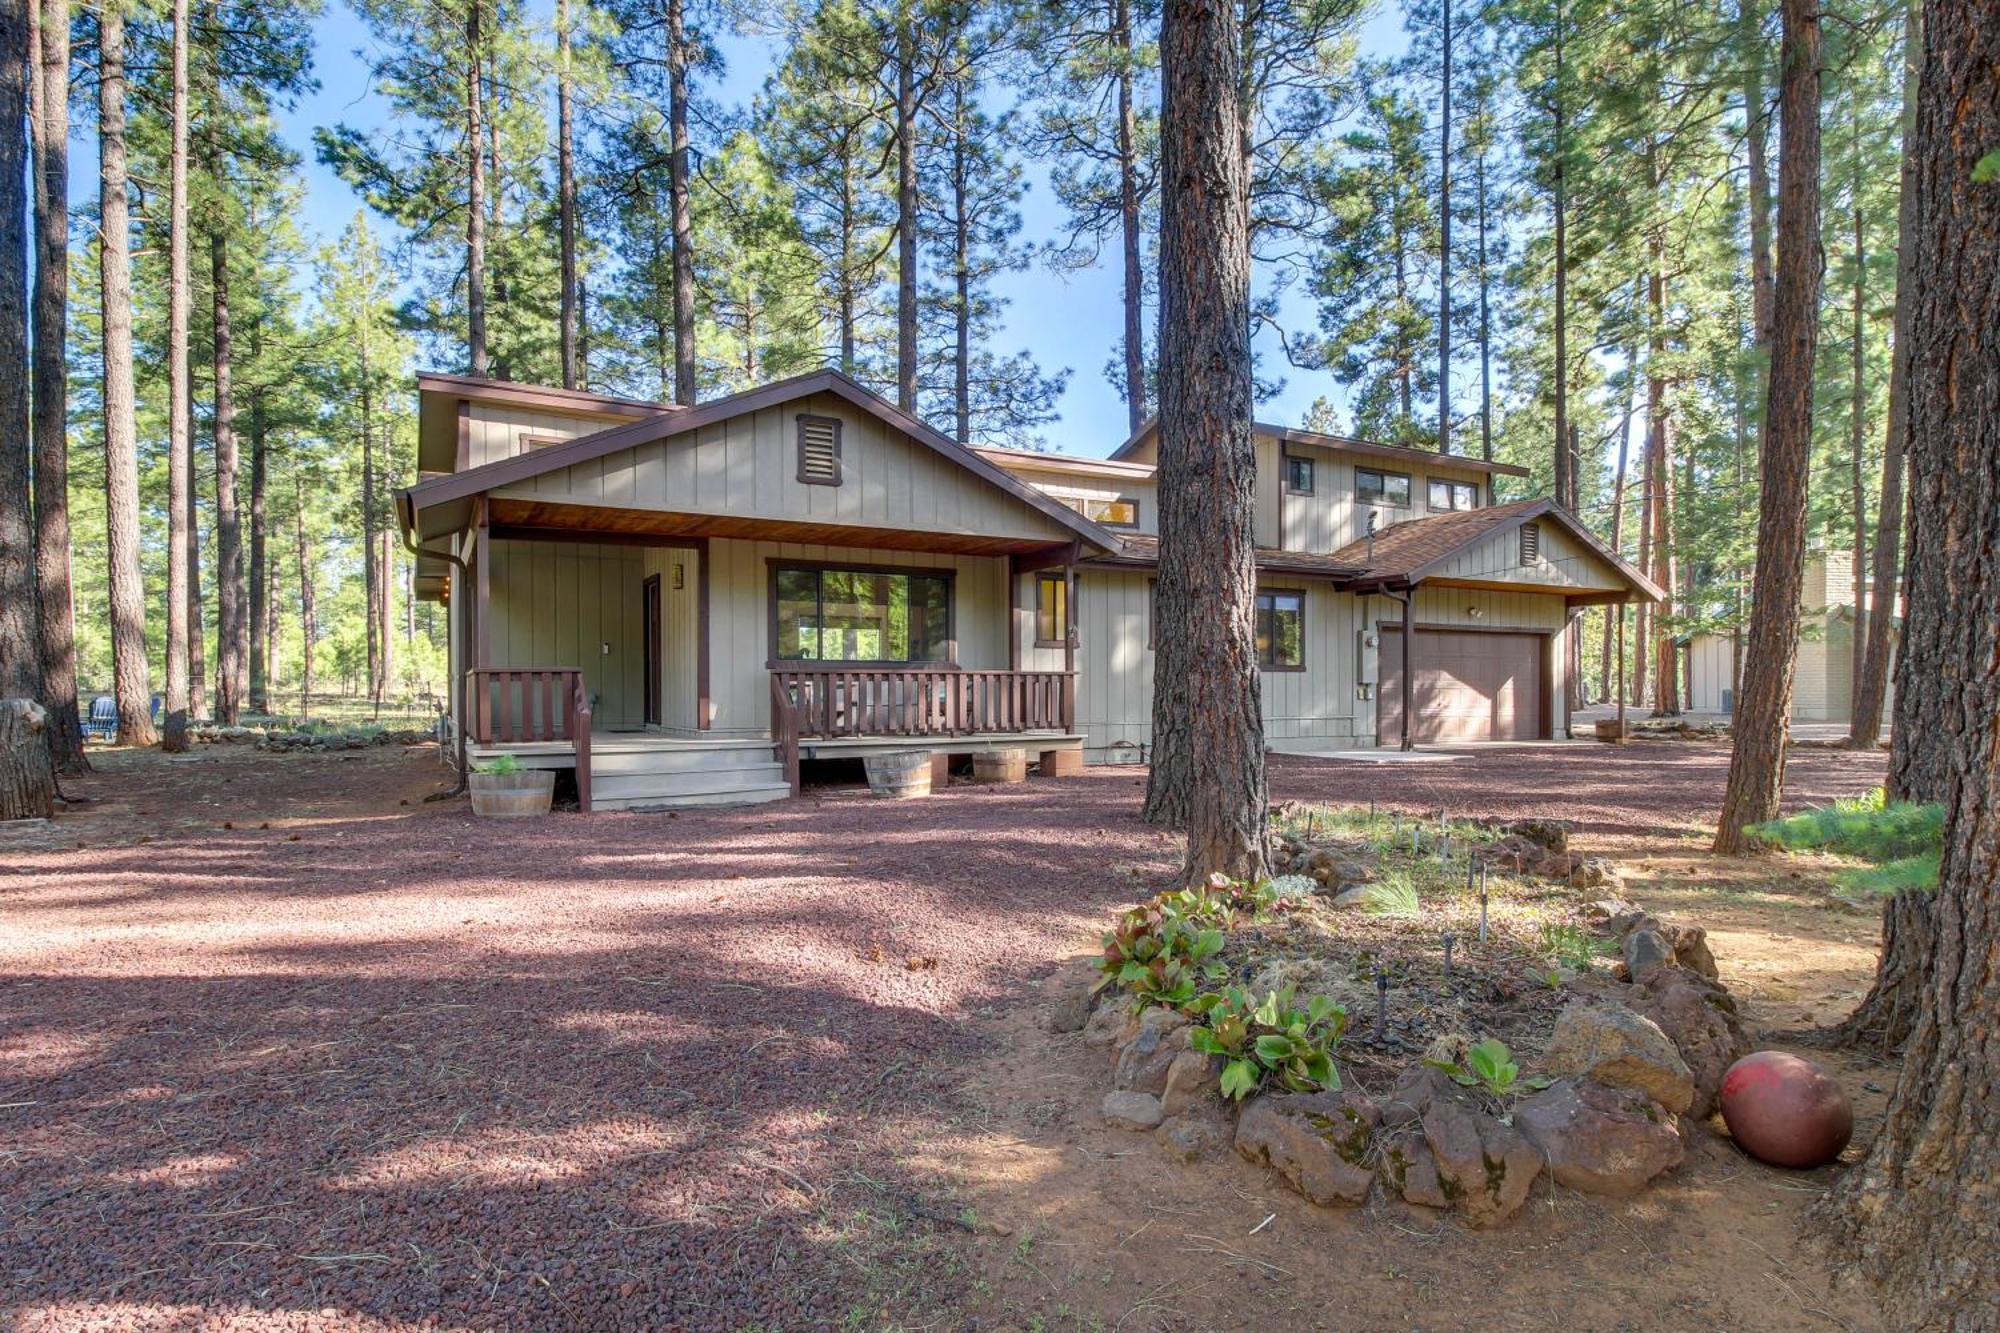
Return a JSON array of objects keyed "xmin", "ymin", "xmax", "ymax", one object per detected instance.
[
  {"xmin": 1233, "ymin": 1090, "xmax": 1380, "ymax": 1207},
  {"xmin": 1508, "ymin": 819, "xmax": 1571, "ymax": 853},
  {"xmin": 1042, "ymin": 966, "xmax": 1100, "ymax": 1034},
  {"xmin": 1378, "ymin": 1066, "xmax": 1543, "ymax": 1227},
  {"xmin": 1621, "ymin": 927, "xmax": 1677, "ymax": 982},
  {"xmin": 1540, "ymin": 1002, "xmax": 1695, "ymax": 1115},
  {"xmin": 1658, "ymin": 922, "xmax": 1720, "ymax": 980},
  {"xmin": 1381, "ymin": 1134, "xmax": 1451, "ymax": 1209},
  {"xmin": 1160, "ymin": 1048, "xmax": 1223, "ymax": 1115},
  {"xmin": 1155, "ymin": 1104, "xmax": 1236, "ymax": 1163},
  {"xmin": 1102, "ymin": 1090, "xmax": 1164, "ymax": 1131},
  {"xmin": 1081, "ymin": 999, "xmax": 1131, "ymax": 1049},
  {"xmin": 1514, "ymin": 1078, "xmax": 1685, "ymax": 1195},
  {"xmin": 1629, "ymin": 968, "xmax": 1752, "ymax": 1119},
  {"xmin": 1112, "ymin": 1008, "xmax": 1190, "ymax": 1094},
  {"xmin": 1718, "ymin": 1051, "xmax": 1854, "ymax": 1168}
]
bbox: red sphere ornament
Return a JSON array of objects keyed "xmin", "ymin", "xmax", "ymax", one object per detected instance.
[{"xmin": 1719, "ymin": 1050, "xmax": 1854, "ymax": 1168}]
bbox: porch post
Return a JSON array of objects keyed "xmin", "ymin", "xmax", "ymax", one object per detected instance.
[
  {"xmin": 1062, "ymin": 543, "xmax": 1079, "ymax": 731},
  {"xmin": 1400, "ymin": 585, "xmax": 1415, "ymax": 752},
  {"xmin": 473, "ymin": 495, "xmax": 491, "ymax": 669}
]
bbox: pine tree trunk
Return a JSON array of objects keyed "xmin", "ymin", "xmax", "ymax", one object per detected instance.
[
  {"xmin": 1436, "ymin": 0, "xmax": 1452, "ymax": 455},
  {"xmin": 1474, "ymin": 129, "xmax": 1492, "ymax": 462},
  {"xmin": 894, "ymin": 8, "xmax": 919, "ymax": 413},
  {"xmin": 29, "ymin": 0, "xmax": 82, "ymax": 771},
  {"xmin": 0, "ymin": 0, "xmax": 38, "ymax": 705},
  {"xmin": 209, "ymin": 113, "xmax": 245, "ymax": 726},
  {"xmin": 1114, "ymin": 0, "xmax": 1145, "ymax": 432},
  {"xmin": 186, "ymin": 462, "xmax": 206, "ymax": 722},
  {"xmin": 1633, "ymin": 374, "xmax": 1658, "ymax": 709},
  {"xmin": 1847, "ymin": 192, "xmax": 1867, "ymax": 718},
  {"xmin": 0, "ymin": 698, "xmax": 54, "ymax": 820},
  {"xmin": 556, "ymin": 0, "xmax": 579, "ymax": 390},
  {"xmin": 361, "ymin": 333, "xmax": 382, "ymax": 712},
  {"xmin": 465, "ymin": 0, "xmax": 488, "ymax": 378},
  {"xmin": 97, "ymin": 0, "xmax": 155, "ymax": 747},
  {"xmin": 667, "ymin": 0, "xmax": 694, "ymax": 405},
  {"xmin": 951, "ymin": 85, "xmax": 971, "ymax": 444},
  {"xmin": 1144, "ymin": 0, "xmax": 1268, "ymax": 883},
  {"xmin": 247, "ymin": 330, "xmax": 267, "ymax": 713},
  {"xmin": 1652, "ymin": 413, "xmax": 1679, "ymax": 713},
  {"xmin": 1744, "ymin": 0, "xmax": 1774, "ymax": 354},
  {"xmin": 1817, "ymin": 10, "xmax": 1999, "ymax": 1305},
  {"xmin": 1714, "ymin": 0, "xmax": 1819, "ymax": 855},
  {"xmin": 162, "ymin": 0, "xmax": 192, "ymax": 749},
  {"xmin": 1849, "ymin": 0, "xmax": 1918, "ymax": 751},
  {"xmin": 1599, "ymin": 335, "xmax": 1637, "ymax": 700},
  {"xmin": 1549, "ymin": 6, "xmax": 1567, "ymax": 504},
  {"xmin": 294, "ymin": 471, "xmax": 315, "ymax": 720}
]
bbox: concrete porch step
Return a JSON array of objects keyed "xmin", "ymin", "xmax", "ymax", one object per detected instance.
[
  {"xmin": 588, "ymin": 745, "xmax": 781, "ymax": 777},
  {"xmin": 591, "ymin": 763, "xmax": 789, "ymax": 801},
  {"xmin": 594, "ymin": 779, "xmax": 794, "ymax": 811}
]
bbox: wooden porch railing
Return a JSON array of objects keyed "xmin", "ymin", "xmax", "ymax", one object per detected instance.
[
  {"xmin": 769, "ymin": 667, "xmax": 1076, "ymax": 794},
  {"xmin": 465, "ymin": 667, "xmax": 593, "ymax": 813}
]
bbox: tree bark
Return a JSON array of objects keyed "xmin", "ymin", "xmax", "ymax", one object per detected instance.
[
  {"xmin": 1599, "ymin": 328, "xmax": 1637, "ymax": 701},
  {"xmin": 1143, "ymin": 0, "xmax": 1268, "ymax": 883},
  {"xmin": 1436, "ymin": 0, "xmax": 1452, "ymax": 455},
  {"xmin": 1846, "ymin": 185, "xmax": 1867, "ymax": 718},
  {"xmin": 667, "ymin": 0, "xmax": 695, "ymax": 405},
  {"xmin": 30, "ymin": 0, "xmax": 82, "ymax": 771},
  {"xmin": 294, "ymin": 471, "xmax": 315, "ymax": 720},
  {"xmin": 1474, "ymin": 117, "xmax": 1493, "ymax": 462},
  {"xmin": 208, "ymin": 106, "xmax": 245, "ymax": 726},
  {"xmin": 162, "ymin": 0, "xmax": 192, "ymax": 749},
  {"xmin": 0, "ymin": 698, "xmax": 54, "ymax": 820},
  {"xmin": 950, "ymin": 81, "xmax": 971, "ymax": 443},
  {"xmin": 0, "ymin": 0, "xmax": 39, "ymax": 705},
  {"xmin": 893, "ymin": 7, "xmax": 919, "ymax": 413},
  {"xmin": 1549, "ymin": 0, "xmax": 1568, "ymax": 506},
  {"xmin": 1714, "ymin": 0, "xmax": 1819, "ymax": 854},
  {"xmin": 186, "ymin": 456, "xmax": 206, "ymax": 723},
  {"xmin": 465, "ymin": 0, "xmax": 488, "ymax": 378},
  {"xmin": 360, "ymin": 330, "xmax": 387, "ymax": 711},
  {"xmin": 247, "ymin": 322, "xmax": 268, "ymax": 712},
  {"xmin": 1114, "ymin": 0, "xmax": 1145, "ymax": 431},
  {"xmin": 1744, "ymin": 0, "xmax": 1774, "ymax": 354},
  {"xmin": 97, "ymin": 0, "xmax": 155, "ymax": 746},
  {"xmin": 1652, "ymin": 410, "xmax": 1679, "ymax": 713},
  {"xmin": 1848, "ymin": 0, "xmax": 1919, "ymax": 751},
  {"xmin": 556, "ymin": 0, "xmax": 578, "ymax": 390},
  {"xmin": 1817, "ymin": 9, "xmax": 1999, "ymax": 1311}
]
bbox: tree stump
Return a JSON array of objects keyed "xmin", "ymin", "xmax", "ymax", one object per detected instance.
[{"xmin": 0, "ymin": 699, "xmax": 56, "ymax": 821}]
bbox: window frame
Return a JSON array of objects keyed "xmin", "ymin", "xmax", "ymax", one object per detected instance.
[
  {"xmin": 795, "ymin": 413, "xmax": 844, "ymax": 486},
  {"xmin": 518, "ymin": 431, "xmax": 569, "ymax": 452},
  {"xmin": 767, "ymin": 560, "xmax": 957, "ymax": 667},
  {"xmin": 1255, "ymin": 588, "xmax": 1308, "ymax": 672},
  {"xmin": 1356, "ymin": 466, "xmax": 1412, "ymax": 507},
  {"xmin": 1428, "ymin": 478, "xmax": 1479, "ymax": 512},
  {"xmin": 1283, "ymin": 453, "xmax": 1316, "ymax": 496},
  {"xmin": 1034, "ymin": 572, "xmax": 1071, "ymax": 648},
  {"xmin": 1056, "ymin": 493, "xmax": 1142, "ymax": 529}
]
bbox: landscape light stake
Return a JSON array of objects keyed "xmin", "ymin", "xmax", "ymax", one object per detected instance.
[
  {"xmin": 1412, "ymin": 826, "xmax": 1422, "ymax": 856},
  {"xmin": 1442, "ymin": 932, "xmax": 1457, "ymax": 981},
  {"xmin": 1373, "ymin": 969, "xmax": 1390, "ymax": 1044},
  {"xmin": 1478, "ymin": 878, "xmax": 1490, "ymax": 948},
  {"xmin": 1464, "ymin": 858, "xmax": 1476, "ymax": 893}
]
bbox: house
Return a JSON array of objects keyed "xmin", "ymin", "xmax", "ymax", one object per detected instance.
[
  {"xmin": 1684, "ymin": 551, "xmax": 1897, "ymax": 723},
  {"xmin": 399, "ymin": 369, "xmax": 1664, "ymax": 810}
]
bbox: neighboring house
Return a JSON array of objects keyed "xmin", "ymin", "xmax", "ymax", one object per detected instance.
[
  {"xmin": 1685, "ymin": 551, "xmax": 1898, "ymax": 723},
  {"xmin": 399, "ymin": 370, "xmax": 1662, "ymax": 809}
]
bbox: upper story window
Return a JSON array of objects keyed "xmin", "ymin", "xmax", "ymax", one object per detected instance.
[
  {"xmin": 518, "ymin": 432, "xmax": 568, "ymax": 452},
  {"xmin": 1057, "ymin": 494, "xmax": 1140, "ymax": 528},
  {"xmin": 1284, "ymin": 455, "xmax": 1315, "ymax": 495},
  {"xmin": 1256, "ymin": 590, "xmax": 1306, "ymax": 669},
  {"xmin": 796, "ymin": 414, "xmax": 843, "ymax": 485},
  {"xmin": 1035, "ymin": 573, "xmax": 1070, "ymax": 647},
  {"xmin": 1520, "ymin": 522, "xmax": 1542, "ymax": 565},
  {"xmin": 1429, "ymin": 479, "xmax": 1479, "ymax": 511},
  {"xmin": 1356, "ymin": 467, "xmax": 1411, "ymax": 506},
  {"xmin": 774, "ymin": 565, "xmax": 950, "ymax": 662}
]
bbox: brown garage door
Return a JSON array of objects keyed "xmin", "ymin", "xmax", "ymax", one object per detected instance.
[{"xmin": 1377, "ymin": 629, "xmax": 1546, "ymax": 745}]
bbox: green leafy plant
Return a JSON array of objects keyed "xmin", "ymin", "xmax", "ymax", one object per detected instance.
[
  {"xmin": 1098, "ymin": 898, "xmax": 1228, "ymax": 1010},
  {"xmin": 476, "ymin": 753, "xmax": 524, "ymax": 776},
  {"xmin": 1539, "ymin": 923, "xmax": 1612, "ymax": 973},
  {"xmin": 1185, "ymin": 984, "xmax": 1347, "ymax": 1101},
  {"xmin": 1356, "ymin": 873, "xmax": 1420, "ymax": 917},
  {"xmin": 1427, "ymin": 1038, "xmax": 1549, "ymax": 1100}
]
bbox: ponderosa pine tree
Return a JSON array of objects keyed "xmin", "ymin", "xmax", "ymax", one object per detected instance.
[
  {"xmin": 1816, "ymin": 5, "xmax": 1999, "ymax": 1317},
  {"xmin": 0, "ymin": 0, "xmax": 39, "ymax": 705},
  {"xmin": 162, "ymin": 0, "xmax": 193, "ymax": 750},
  {"xmin": 1144, "ymin": 0, "xmax": 1266, "ymax": 882},
  {"xmin": 1713, "ymin": 0, "xmax": 1819, "ymax": 854}
]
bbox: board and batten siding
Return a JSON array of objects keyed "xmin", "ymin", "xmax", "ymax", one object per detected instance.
[
  {"xmin": 1425, "ymin": 521, "xmax": 1624, "ymax": 592},
  {"xmin": 494, "ymin": 391, "xmax": 1074, "ymax": 546},
  {"xmin": 1275, "ymin": 442, "xmax": 1491, "ymax": 556},
  {"xmin": 642, "ymin": 548, "xmax": 702, "ymax": 735},
  {"xmin": 484, "ymin": 539, "xmax": 648, "ymax": 728},
  {"xmin": 465, "ymin": 402, "xmax": 624, "ymax": 469},
  {"xmin": 703, "ymin": 538, "xmax": 1013, "ymax": 737},
  {"xmin": 1001, "ymin": 466, "xmax": 1159, "ymax": 535}
]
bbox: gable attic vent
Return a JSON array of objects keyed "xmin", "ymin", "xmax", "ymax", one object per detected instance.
[
  {"xmin": 1520, "ymin": 521, "xmax": 1542, "ymax": 566},
  {"xmin": 796, "ymin": 414, "xmax": 843, "ymax": 485}
]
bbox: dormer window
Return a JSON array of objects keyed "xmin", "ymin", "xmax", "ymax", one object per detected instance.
[{"xmin": 796, "ymin": 414, "xmax": 843, "ymax": 485}]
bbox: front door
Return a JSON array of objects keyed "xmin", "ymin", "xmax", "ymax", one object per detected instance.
[{"xmin": 642, "ymin": 574, "xmax": 662, "ymax": 726}]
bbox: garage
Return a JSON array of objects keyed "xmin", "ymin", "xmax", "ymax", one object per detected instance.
[{"xmin": 1377, "ymin": 628, "xmax": 1548, "ymax": 745}]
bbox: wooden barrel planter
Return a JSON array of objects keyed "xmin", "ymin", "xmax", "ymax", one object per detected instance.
[
  {"xmin": 973, "ymin": 747, "xmax": 1028, "ymax": 785},
  {"xmin": 1595, "ymin": 718, "xmax": 1631, "ymax": 744},
  {"xmin": 864, "ymin": 749, "xmax": 933, "ymax": 799},
  {"xmin": 470, "ymin": 769, "xmax": 556, "ymax": 817}
]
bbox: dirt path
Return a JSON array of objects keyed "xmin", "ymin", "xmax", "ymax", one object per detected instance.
[{"xmin": 0, "ymin": 740, "xmax": 1891, "ymax": 1330}]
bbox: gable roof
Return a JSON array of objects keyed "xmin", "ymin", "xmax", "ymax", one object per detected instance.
[
  {"xmin": 415, "ymin": 372, "xmax": 680, "ymax": 474},
  {"xmin": 1108, "ymin": 416, "xmax": 1533, "ymax": 479},
  {"xmin": 1083, "ymin": 534, "xmax": 1366, "ymax": 580},
  {"xmin": 1329, "ymin": 497, "xmax": 1666, "ymax": 601},
  {"xmin": 400, "ymin": 369, "xmax": 1125, "ymax": 552}
]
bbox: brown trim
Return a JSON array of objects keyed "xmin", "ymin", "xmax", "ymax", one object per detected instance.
[
  {"xmin": 455, "ymin": 400, "xmax": 472, "ymax": 471},
  {"xmin": 1282, "ymin": 450, "xmax": 1315, "ymax": 495},
  {"xmin": 766, "ymin": 558, "xmax": 960, "ymax": 667},
  {"xmin": 417, "ymin": 370, "xmax": 672, "ymax": 421},
  {"xmin": 641, "ymin": 573, "xmax": 663, "ymax": 727},
  {"xmin": 489, "ymin": 524, "xmax": 703, "ymax": 549},
  {"xmin": 1355, "ymin": 465, "xmax": 1414, "ymax": 508},
  {"xmin": 401, "ymin": 369, "xmax": 1123, "ymax": 552},
  {"xmin": 1108, "ymin": 416, "xmax": 1531, "ymax": 478},
  {"xmin": 473, "ymin": 496, "xmax": 491, "ymax": 668},
  {"xmin": 696, "ymin": 542, "xmax": 711, "ymax": 729},
  {"xmin": 1034, "ymin": 570, "xmax": 1069, "ymax": 648},
  {"xmin": 1007, "ymin": 556, "xmax": 1021, "ymax": 668},
  {"xmin": 1341, "ymin": 499, "xmax": 1667, "ymax": 602},
  {"xmin": 519, "ymin": 431, "xmax": 571, "ymax": 452},
  {"xmin": 1371, "ymin": 621, "xmax": 1558, "ymax": 745},
  {"xmin": 795, "ymin": 413, "xmax": 843, "ymax": 485},
  {"xmin": 973, "ymin": 445, "xmax": 1157, "ymax": 479},
  {"xmin": 1426, "ymin": 477, "xmax": 1479, "ymax": 512},
  {"xmin": 1256, "ymin": 586, "xmax": 1308, "ymax": 672}
]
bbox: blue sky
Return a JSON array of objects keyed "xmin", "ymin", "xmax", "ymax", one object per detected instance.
[{"xmin": 266, "ymin": 0, "xmax": 1417, "ymax": 458}]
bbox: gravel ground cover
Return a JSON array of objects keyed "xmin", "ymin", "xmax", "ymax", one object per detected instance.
[{"xmin": 0, "ymin": 739, "xmax": 1886, "ymax": 1330}]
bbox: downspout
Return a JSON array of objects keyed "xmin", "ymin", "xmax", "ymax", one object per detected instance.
[
  {"xmin": 399, "ymin": 494, "xmax": 472, "ymax": 799},
  {"xmin": 1380, "ymin": 583, "xmax": 1416, "ymax": 752}
]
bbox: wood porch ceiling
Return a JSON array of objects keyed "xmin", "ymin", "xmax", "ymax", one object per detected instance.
[{"xmin": 486, "ymin": 497, "xmax": 1076, "ymax": 558}]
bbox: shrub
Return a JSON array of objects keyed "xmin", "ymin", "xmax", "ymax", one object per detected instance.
[
  {"xmin": 1748, "ymin": 790, "xmax": 1943, "ymax": 863},
  {"xmin": 1098, "ymin": 897, "xmax": 1228, "ymax": 1011},
  {"xmin": 1185, "ymin": 984, "xmax": 1347, "ymax": 1100},
  {"xmin": 476, "ymin": 753, "xmax": 524, "ymax": 776}
]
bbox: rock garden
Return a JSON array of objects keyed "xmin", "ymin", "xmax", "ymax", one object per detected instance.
[{"xmin": 1052, "ymin": 803, "xmax": 1759, "ymax": 1229}]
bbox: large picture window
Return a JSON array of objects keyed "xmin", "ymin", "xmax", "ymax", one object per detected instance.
[
  {"xmin": 1357, "ymin": 467, "xmax": 1412, "ymax": 506},
  {"xmin": 1256, "ymin": 591, "xmax": 1306, "ymax": 669},
  {"xmin": 774, "ymin": 566, "xmax": 952, "ymax": 663}
]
